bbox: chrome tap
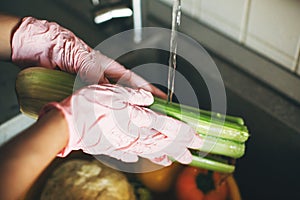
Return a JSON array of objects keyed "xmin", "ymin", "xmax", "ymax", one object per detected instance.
[
  {"xmin": 92, "ymin": 0, "xmax": 142, "ymax": 43},
  {"xmin": 92, "ymin": 0, "xmax": 133, "ymax": 24},
  {"xmin": 132, "ymin": 0, "xmax": 142, "ymax": 43}
]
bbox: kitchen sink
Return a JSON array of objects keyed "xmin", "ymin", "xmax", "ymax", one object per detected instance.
[
  {"xmin": 0, "ymin": 0, "xmax": 300, "ymax": 199},
  {"xmin": 111, "ymin": 37, "xmax": 300, "ymax": 199}
]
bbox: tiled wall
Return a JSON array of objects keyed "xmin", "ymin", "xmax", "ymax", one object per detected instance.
[{"xmin": 158, "ymin": 0, "xmax": 300, "ymax": 75}]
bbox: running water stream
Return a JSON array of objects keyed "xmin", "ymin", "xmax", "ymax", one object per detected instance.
[{"xmin": 167, "ymin": 0, "xmax": 182, "ymax": 103}]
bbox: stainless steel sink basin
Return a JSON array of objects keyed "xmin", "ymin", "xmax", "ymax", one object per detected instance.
[{"xmin": 115, "ymin": 46, "xmax": 300, "ymax": 199}]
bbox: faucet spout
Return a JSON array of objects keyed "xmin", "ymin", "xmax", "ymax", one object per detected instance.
[{"xmin": 132, "ymin": 0, "xmax": 142, "ymax": 43}]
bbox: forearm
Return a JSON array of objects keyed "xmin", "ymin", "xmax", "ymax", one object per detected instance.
[
  {"xmin": 0, "ymin": 109, "xmax": 69, "ymax": 200},
  {"xmin": 0, "ymin": 14, "xmax": 21, "ymax": 60}
]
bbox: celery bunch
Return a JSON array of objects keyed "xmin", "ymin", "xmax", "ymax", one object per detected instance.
[{"xmin": 16, "ymin": 67, "xmax": 249, "ymax": 173}]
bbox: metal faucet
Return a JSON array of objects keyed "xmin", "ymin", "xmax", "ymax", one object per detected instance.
[
  {"xmin": 132, "ymin": 0, "xmax": 142, "ymax": 43},
  {"xmin": 92, "ymin": 0, "xmax": 142, "ymax": 43}
]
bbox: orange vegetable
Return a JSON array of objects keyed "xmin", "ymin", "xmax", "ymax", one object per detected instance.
[{"xmin": 137, "ymin": 162, "xmax": 182, "ymax": 193}]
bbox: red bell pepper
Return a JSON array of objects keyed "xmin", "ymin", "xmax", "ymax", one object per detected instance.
[{"xmin": 176, "ymin": 166, "xmax": 229, "ymax": 200}]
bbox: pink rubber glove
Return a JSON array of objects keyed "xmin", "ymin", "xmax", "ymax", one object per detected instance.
[
  {"xmin": 11, "ymin": 16, "xmax": 166, "ymax": 99},
  {"xmin": 40, "ymin": 84, "xmax": 202, "ymax": 166}
]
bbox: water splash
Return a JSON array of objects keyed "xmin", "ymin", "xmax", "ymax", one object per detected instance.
[{"xmin": 167, "ymin": 0, "xmax": 182, "ymax": 103}]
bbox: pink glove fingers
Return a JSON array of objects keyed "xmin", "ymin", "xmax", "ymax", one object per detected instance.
[
  {"xmin": 12, "ymin": 17, "xmax": 91, "ymax": 72},
  {"xmin": 12, "ymin": 17, "xmax": 167, "ymax": 98},
  {"xmin": 170, "ymin": 149, "xmax": 193, "ymax": 164},
  {"xmin": 110, "ymin": 104, "xmax": 201, "ymax": 165},
  {"xmin": 105, "ymin": 64, "xmax": 167, "ymax": 99},
  {"xmin": 103, "ymin": 84, "xmax": 154, "ymax": 106},
  {"xmin": 107, "ymin": 150, "xmax": 139, "ymax": 163},
  {"xmin": 141, "ymin": 154, "xmax": 172, "ymax": 166},
  {"xmin": 128, "ymin": 105, "xmax": 202, "ymax": 149},
  {"xmin": 39, "ymin": 84, "xmax": 202, "ymax": 166},
  {"xmin": 141, "ymin": 149, "xmax": 192, "ymax": 166},
  {"xmin": 139, "ymin": 122, "xmax": 198, "ymax": 165},
  {"xmin": 76, "ymin": 50, "xmax": 111, "ymax": 83}
]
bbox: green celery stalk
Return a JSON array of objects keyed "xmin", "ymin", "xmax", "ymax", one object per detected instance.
[{"xmin": 150, "ymin": 100, "xmax": 249, "ymax": 143}]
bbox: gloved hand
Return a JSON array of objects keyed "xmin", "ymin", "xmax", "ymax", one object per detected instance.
[
  {"xmin": 11, "ymin": 16, "xmax": 166, "ymax": 98},
  {"xmin": 40, "ymin": 84, "xmax": 202, "ymax": 166}
]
